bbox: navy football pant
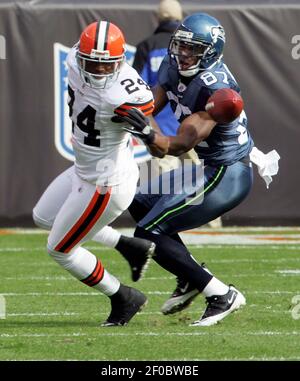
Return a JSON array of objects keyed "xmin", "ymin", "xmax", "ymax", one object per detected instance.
[
  {"xmin": 128, "ymin": 161, "xmax": 253, "ymax": 290},
  {"xmin": 131, "ymin": 161, "xmax": 253, "ymax": 234}
]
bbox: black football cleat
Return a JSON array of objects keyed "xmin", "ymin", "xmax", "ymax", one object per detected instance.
[
  {"xmin": 161, "ymin": 278, "xmax": 200, "ymax": 315},
  {"xmin": 116, "ymin": 236, "xmax": 155, "ymax": 282},
  {"xmin": 101, "ymin": 287, "xmax": 147, "ymax": 327},
  {"xmin": 190, "ymin": 285, "xmax": 246, "ymax": 326}
]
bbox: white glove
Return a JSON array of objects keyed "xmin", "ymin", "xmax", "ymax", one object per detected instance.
[{"xmin": 249, "ymin": 147, "xmax": 280, "ymax": 188}]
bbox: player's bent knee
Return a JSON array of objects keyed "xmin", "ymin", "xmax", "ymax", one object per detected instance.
[
  {"xmin": 47, "ymin": 245, "xmax": 71, "ymax": 267},
  {"xmin": 32, "ymin": 209, "xmax": 53, "ymax": 230},
  {"xmin": 47, "ymin": 245, "xmax": 60, "ymax": 259}
]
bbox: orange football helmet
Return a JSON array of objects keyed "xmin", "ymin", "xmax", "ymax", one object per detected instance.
[{"xmin": 76, "ymin": 21, "xmax": 126, "ymax": 89}]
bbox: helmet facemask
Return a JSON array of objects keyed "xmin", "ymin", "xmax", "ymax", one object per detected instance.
[
  {"xmin": 169, "ymin": 37, "xmax": 213, "ymax": 77},
  {"xmin": 76, "ymin": 49, "xmax": 125, "ymax": 89}
]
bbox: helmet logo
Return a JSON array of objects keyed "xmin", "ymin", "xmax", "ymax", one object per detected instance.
[
  {"xmin": 210, "ymin": 26, "xmax": 225, "ymax": 43},
  {"xmin": 90, "ymin": 49, "xmax": 110, "ymax": 59},
  {"xmin": 175, "ymin": 30, "xmax": 193, "ymax": 39}
]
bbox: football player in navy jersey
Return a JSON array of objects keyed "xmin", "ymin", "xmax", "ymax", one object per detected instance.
[{"xmin": 118, "ymin": 13, "xmax": 253, "ymax": 326}]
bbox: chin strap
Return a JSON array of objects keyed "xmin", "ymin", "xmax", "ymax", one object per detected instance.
[{"xmin": 249, "ymin": 147, "xmax": 280, "ymax": 189}]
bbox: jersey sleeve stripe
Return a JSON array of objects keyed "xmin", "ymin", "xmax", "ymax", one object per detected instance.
[
  {"xmin": 120, "ymin": 100, "xmax": 154, "ymax": 108},
  {"xmin": 140, "ymin": 107, "xmax": 154, "ymax": 116},
  {"xmin": 115, "ymin": 106, "xmax": 154, "ymax": 117},
  {"xmin": 114, "ymin": 100, "xmax": 154, "ymax": 116}
]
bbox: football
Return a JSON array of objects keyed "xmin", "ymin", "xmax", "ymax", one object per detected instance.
[{"xmin": 205, "ymin": 88, "xmax": 244, "ymax": 124}]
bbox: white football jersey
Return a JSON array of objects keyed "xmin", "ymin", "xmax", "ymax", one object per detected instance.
[{"xmin": 67, "ymin": 46, "xmax": 154, "ymax": 186}]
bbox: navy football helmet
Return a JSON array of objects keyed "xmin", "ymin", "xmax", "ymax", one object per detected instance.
[{"xmin": 169, "ymin": 13, "xmax": 225, "ymax": 77}]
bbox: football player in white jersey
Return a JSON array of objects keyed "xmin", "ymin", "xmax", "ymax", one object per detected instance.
[{"xmin": 33, "ymin": 21, "xmax": 166, "ymax": 326}]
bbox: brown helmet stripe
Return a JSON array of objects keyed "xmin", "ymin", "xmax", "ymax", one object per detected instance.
[{"xmin": 94, "ymin": 21, "xmax": 100, "ymax": 50}]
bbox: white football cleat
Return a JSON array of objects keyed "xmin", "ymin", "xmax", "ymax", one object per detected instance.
[{"xmin": 190, "ymin": 285, "xmax": 246, "ymax": 327}]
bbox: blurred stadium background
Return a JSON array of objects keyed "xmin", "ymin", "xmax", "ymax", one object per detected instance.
[{"xmin": 0, "ymin": 0, "xmax": 300, "ymax": 227}]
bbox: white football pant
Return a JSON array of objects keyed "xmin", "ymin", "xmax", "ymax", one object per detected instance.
[{"xmin": 33, "ymin": 165, "xmax": 137, "ymax": 295}]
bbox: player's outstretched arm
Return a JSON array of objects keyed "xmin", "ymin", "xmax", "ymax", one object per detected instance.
[
  {"xmin": 116, "ymin": 87, "xmax": 243, "ymax": 158},
  {"xmin": 116, "ymin": 107, "xmax": 216, "ymax": 158},
  {"xmin": 167, "ymin": 112, "xmax": 216, "ymax": 156},
  {"xmin": 116, "ymin": 108, "xmax": 169, "ymax": 158}
]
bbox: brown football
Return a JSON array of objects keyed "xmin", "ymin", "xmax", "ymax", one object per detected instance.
[{"xmin": 205, "ymin": 88, "xmax": 244, "ymax": 124}]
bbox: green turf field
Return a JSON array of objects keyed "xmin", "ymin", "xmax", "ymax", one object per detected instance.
[{"xmin": 0, "ymin": 231, "xmax": 299, "ymax": 360}]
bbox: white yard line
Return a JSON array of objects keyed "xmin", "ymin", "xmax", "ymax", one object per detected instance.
[
  {"xmin": 1, "ymin": 290, "xmax": 297, "ymax": 296},
  {"xmin": 191, "ymin": 245, "xmax": 300, "ymax": 250},
  {"xmin": 3, "ymin": 356, "xmax": 300, "ymax": 361},
  {"xmin": 3, "ymin": 227, "xmax": 300, "ymax": 233},
  {"xmin": 3, "ymin": 276, "xmax": 72, "ymax": 280},
  {"xmin": 2, "ymin": 227, "xmax": 300, "ymax": 246},
  {"xmin": 3, "ymin": 306, "xmax": 293, "ymax": 317},
  {"xmin": 0, "ymin": 247, "xmax": 112, "ymax": 252},
  {"xmin": 15, "ymin": 309, "xmax": 293, "ymax": 316},
  {"xmin": 276, "ymin": 270, "xmax": 300, "ymax": 274},
  {"xmin": 1, "ymin": 331, "xmax": 300, "ymax": 338},
  {"xmin": 7, "ymin": 312, "xmax": 79, "ymax": 317},
  {"xmin": 1, "ymin": 292, "xmax": 103, "ymax": 296},
  {"xmin": 100, "ymin": 356, "xmax": 300, "ymax": 361},
  {"xmin": 2, "ymin": 248, "xmax": 300, "ymax": 267},
  {"xmin": 200, "ymin": 258, "xmax": 300, "ymax": 263},
  {"xmin": 2, "ymin": 272, "xmax": 291, "ymax": 281},
  {"xmin": 1, "ymin": 246, "xmax": 299, "ymax": 253}
]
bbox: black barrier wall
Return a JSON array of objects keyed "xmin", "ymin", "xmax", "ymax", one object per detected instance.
[{"xmin": 0, "ymin": 2, "xmax": 300, "ymax": 226}]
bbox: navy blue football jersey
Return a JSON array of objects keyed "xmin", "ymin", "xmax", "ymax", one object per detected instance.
[{"xmin": 158, "ymin": 56, "xmax": 254, "ymax": 166}]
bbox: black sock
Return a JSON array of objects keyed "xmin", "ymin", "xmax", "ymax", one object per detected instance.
[
  {"xmin": 170, "ymin": 233, "xmax": 190, "ymax": 284},
  {"xmin": 134, "ymin": 226, "xmax": 212, "ymax": 292}
]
